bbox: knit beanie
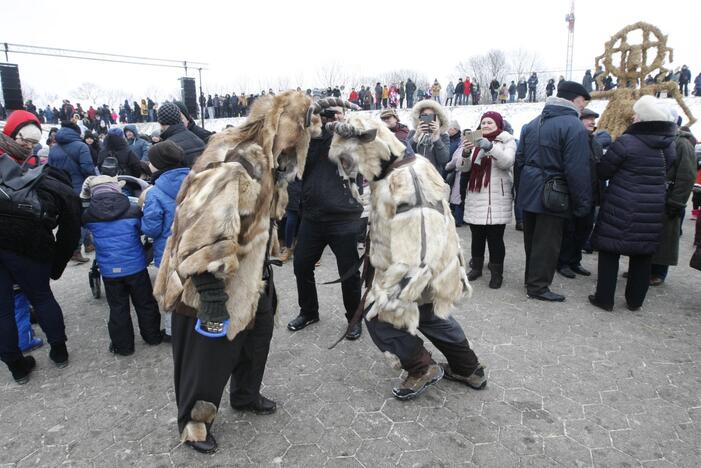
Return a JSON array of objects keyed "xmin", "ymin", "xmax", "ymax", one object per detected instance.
[
  {"xmin": 157, "ymin": 102, "xmax": 181, "ymax": 125},
  {"xmin": 148, "ymin": 140, "xmax": 186, "ymax": 171},
  {"xmin": 480, "ymin": 111, "xmax": 504, "ymax": 131}
]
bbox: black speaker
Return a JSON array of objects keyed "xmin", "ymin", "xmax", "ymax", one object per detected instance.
[
  {"xmin": 179, "ymin": 77, "xmax": 198, "ymax": 119},
  {"xmin": 0, "ymin": 63, "xmax": 24, "ymax": 111}
]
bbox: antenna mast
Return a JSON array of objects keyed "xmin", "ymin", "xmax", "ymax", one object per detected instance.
[{"xmin": 565, "ymin": 0, "xmax": 575, "ymax": 80}]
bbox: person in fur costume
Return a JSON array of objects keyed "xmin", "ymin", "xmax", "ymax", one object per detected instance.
[
  {"xmin": 153, "ymin": 92, "xmax": 350, "ymax": 453},
  {"xmin": 326, "ymin": 115, "xmax": 486, "ymax": 401}
]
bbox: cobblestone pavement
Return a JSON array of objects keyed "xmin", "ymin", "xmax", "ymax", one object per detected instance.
[{"xmin": 1, "ymin": 218, "xmax": 700, "ymax": 467}]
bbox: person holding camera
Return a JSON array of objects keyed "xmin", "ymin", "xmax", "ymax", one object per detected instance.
[
  {"xmin": 515, "ymin": 81, "xmax": 592, "ymax": 302},
  {"xmin": 407, "ymin": 100, "xmax": 451, "ymax": 177},
  {"xmin": 459, "ymin": 112, "xmax": 516, "ymax": 289}
]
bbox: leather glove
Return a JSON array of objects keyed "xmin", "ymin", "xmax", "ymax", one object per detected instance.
[
  {"xmin": 478, "ymin": 138, "xmax": 493, "ymax": 152},
  {"xmin": 191, "ymin": 272, "xmax": 229, "ymax": 323}
]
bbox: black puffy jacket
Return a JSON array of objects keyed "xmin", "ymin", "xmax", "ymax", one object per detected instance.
[
  {"xmin": 161, "ymin": 123, "xmax": 205, "ymax": 167},
  {"xmin": 592, "ymin": 121, "xmax": 677, "ymax": 256},
  {"xmin": 97, "ymin": 132, "xmax": 142, "ymax": 177},
  {"xmin": 0, "ymin": 165, "xmax": 81, "ymax": 279},
  {"xmin": 300, "ymin": 129, "xmax": 362, "ymax": 223}
]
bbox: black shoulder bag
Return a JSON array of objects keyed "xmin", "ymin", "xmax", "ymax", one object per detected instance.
[{"xmin": 534, "ymin": 118, "xmax": 570, "ymax": 213}]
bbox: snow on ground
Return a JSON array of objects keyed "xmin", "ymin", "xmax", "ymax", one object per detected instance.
[
  {"xmin": 6, "ymin": 96, "xmax": 701, "ymax": 148},
  {"xmin": 130, "ymin": 96, "xmax": 701, "ymax": 141}
]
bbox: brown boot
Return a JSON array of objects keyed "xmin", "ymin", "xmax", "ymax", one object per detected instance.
[
  {"xmin": 439, "ymin": 363, "xmax": 487, "ymax": 390},
  {"xmin": 392, "ymin": 364, "xmax": 444, "ymax": 401},
  {"xmin": 279, "ymin": 247, "xmax": 293, "ymax": 264}
]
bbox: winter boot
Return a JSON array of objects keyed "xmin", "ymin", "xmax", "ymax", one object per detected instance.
[
  {"xmin": 467, "ymin": 257, "xmax": 484, "ymax": 281},
  {"xmin": 488, "ymin": 263, "xmax": 503, "ymax": 289},
  {"xmin": 49, "ymin": 343, "xmax": 69, "ymax": 368},
  {"xmin": 7, "ymin": 356, "xmax": 36, "ymax": 385},
  {"xmin": 71, "ymin": 250, "xmax": 89, "ymax": 263},
  {"xmin": 440, "ymin": 362, "xmax": 487, "ymax": 390},
  {"xmin": 392, "ymin": 364, "xmax": 444, "ymax": 401}
]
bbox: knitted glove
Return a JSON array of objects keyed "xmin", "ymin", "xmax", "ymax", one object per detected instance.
[
  {"xmin": 478, "ymin": 138, "xmax": 493, "ymax": 152},
  {"xmin": 191, "ymin": 273, "xmax": 229, "ymax": 323}
]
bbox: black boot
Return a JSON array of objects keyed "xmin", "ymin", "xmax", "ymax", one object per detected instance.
[
  {"xmin": 467, "ymin": 257, "xmax": 483, "ymax": 281},
  {"xmin": 488, "ymin": 263, "xmax": 503, "ymax": 289},
  {"xmin": 49, "ymin": 343, "xmax": 69, "ymax": 368},
  {"xmin": 7, "ymin": 356, "xmax": 36, "ymax": 385}
]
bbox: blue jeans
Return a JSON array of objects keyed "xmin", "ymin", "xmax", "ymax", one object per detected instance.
[
  {"xmin": 284, "ymin": 210, "xmax": 300, "ymax": 248},
  {"xmin": 0, "ymin": 249, "xmax": 67, "ymax": 363}
]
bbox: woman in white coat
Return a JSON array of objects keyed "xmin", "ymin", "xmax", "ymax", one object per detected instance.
[{"xmin": 460, "ymin": 111, "xmax": 516, "ymax": 288}]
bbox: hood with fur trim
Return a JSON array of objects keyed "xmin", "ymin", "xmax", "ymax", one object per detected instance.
[{"xmin": 410, "ymin": 99, "xmax": 449, "ymax": 134}]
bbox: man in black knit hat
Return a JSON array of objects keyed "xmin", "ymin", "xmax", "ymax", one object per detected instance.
[{"xmin": 157, "ymin": 102, "xmax": 205, "ymax": 167}]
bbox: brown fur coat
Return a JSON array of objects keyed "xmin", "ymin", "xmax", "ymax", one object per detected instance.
[{"xmin": 153, "ymin": 91, "xmax": 319, "ymax": 341}]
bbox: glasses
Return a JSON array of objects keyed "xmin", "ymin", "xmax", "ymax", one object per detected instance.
[{"xmin": 16, "ymin": 136, "xmax": 39, "ymax": 146}]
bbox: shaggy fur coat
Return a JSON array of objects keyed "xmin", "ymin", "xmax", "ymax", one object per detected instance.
[
  {"xmin": 154, "ymin": 92, "xmax": 317, "ymax": 341},
  {"xmin": 327, "ymin": 114, "xmax": 470, "ymax": 334}
]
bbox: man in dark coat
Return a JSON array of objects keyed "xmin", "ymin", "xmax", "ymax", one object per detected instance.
[
  {"xmin": 405, "ymin": 79, "xmax": 417, "ymax": 108},
  {"xmin": 97, "ymin": 127, "xmax": 143, "ymax": 177},
  {"xmin": 158, "ymin": 102, "xmax": 206, "ymax": 167},
  {"xmin": 287, "ymin": 108, "xmax": 363, "ymax": 340},
  {"xmin": 582, "ymin": 70, "xmax": 594, "ymax": 93},
  {"xmin": 454, "ymin": 79, "xmax": 465, "ymax": 105},
  {"xmin": 558, "ymin": 107, "xmax": 602, "ymax": 278},
  {"xmin": 0, "ymin": 130, "xmax": 81, "ymax": 383},
  {"xmin": 649, "ymin": 125, "xmax": 697, "ymax": 284},
  {"xmin": 679, "ymin": 65, "xmax": 692, "ymax": 97},
  {"xmin": 515, "ymin": 81, "xmax": 592, "ymax": 301},
  {"xmin": 174, "ymin": 101, "xmax": 214, "ymax": 144},
  {"xmin": 589, "ymin": 96, "xmax": 677, "ymax": 311},
  {"xmin": 527, "ymin": 73, "xmax": 539, "ymax": 102}
]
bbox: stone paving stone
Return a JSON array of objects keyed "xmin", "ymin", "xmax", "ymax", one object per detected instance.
[{"xmin": 2, "ymin": 221, "xmax": 701, "ymax": 466}]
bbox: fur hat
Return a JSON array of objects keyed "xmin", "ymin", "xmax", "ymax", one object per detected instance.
[
  {"xmin": 410, "ymin": 99, "xmax": 449, "ymax": 133},
  {"xmin": 158, "ymin": 102, "xmax": 181, "ymax": 125},
  {"xmin": 633, "ymin": 95, "xmax": 674, "ymax": 122},
  {"xmin": 148, "ymin": 140, "xmax": 185, "ymax": 172},
  {"xmin": 448, "ymin": 120, "xmax": 461, "ymax": 132},
  {"xmin": 557, "ymin": 80, "xmax": 591, "ymax": 101}
]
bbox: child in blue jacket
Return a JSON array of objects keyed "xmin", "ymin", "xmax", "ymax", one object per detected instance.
[
  {"xmin": 82, "ymin": 176, "xmax": 162, "ymax": 355},
  {"xmin": 140, "ymin": 141, "xmax": 189, "ymax": 341}
]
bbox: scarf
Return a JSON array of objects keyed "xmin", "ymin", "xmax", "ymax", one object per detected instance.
[
  {"xmin": 0, "ymin": 133, "xmax": 33, "ymax": 166},
  {"xmin": 468, "ymin": 129, "xmax": 501, "ymax": 193}
]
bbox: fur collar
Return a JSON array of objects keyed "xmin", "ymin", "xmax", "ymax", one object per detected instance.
[
  {"xmin": 625, "ymin": 121, "xmax": 677, "ymax": 137},
  {"xmin": 544, "ymin": 96, "xmax": 581, "ymax": 116},
  {"xmin": 410, "ymin": 100, "xmax": 449, "ymax": 134}
]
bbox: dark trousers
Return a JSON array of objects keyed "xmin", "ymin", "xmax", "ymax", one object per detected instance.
[
  {"xmin": 469, "ymin": 224, "xmax": 506, "ymax": 263},
  {"xmin": 558, "ymin": 211, "xmax": 594, "ymax": 268},
  {"xmin": 650, "ymin": 264, "xmax": 669, "ymax": 280},
  {"xmin": 293, "ymin": 219, "xmax": 361, "ymax": 321},
  {"xmin": 103, "ymin": 269, "xmax": 162, "ymax": 352},
  {"xmin": 595, "ymin": 251, "xmax": 652, "ymax": 308},
  {"xmin": 450, "ymin": 203, "xmax": 464, "ymax": 227},
  {"xmin": 523, "ymin": 211, "xmax": 564, "ymax": 295},
  {"xmin": 172, "ymin": 281, "xmax": 275, "ymax": 434},
  {"xmin": 365, "ymin": 303, "xmax": 479, "ymax": 377},
  {"xmin": 0, "ymin": 249, "xmax": 66, "ymax": 363},
  {"xmin": 528, "ymin": 89, "xmax": 536, "ymax": 102}
]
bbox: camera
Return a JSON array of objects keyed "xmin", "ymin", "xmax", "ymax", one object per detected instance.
[{"xmin": 419, "ymin": 114, "xmax": 435, "ymax": 124}]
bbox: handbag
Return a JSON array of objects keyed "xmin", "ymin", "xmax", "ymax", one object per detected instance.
[
  {"xmin": 542, "ymin": 176, "xmax": 570, "ymax": 213},
  {"xmin": 531, "ymin": 117, "xmax": 570, "ymax": 213},
  {"xmin": 690, "ymin": 246, "xmax": 701, "ymax": 271}
]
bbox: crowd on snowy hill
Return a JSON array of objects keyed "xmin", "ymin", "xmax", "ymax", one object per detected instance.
[{"xmin": 4, "ymin": 64, "xmax": 699, "ymax": 129}]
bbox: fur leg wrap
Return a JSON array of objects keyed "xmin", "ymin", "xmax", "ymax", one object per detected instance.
[{"xmin": 180, "ymin": 400, "xmax": 217, "ymax": 443}]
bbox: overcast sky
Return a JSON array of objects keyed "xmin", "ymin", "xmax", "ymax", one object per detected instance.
[{"xmin": 2, "ymin": 0, "xmax": 698, "ymax": 105}]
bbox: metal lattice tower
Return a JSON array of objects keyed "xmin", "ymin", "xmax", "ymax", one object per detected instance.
[{"xmin": 565, "ymin": 0, "xmax": 575, "ymax": 80}]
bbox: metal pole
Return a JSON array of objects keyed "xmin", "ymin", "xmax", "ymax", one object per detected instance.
[
  {"xmin": 198, "ymin": 68, "xmax": 204, "ymax": 128},
  {"xmin": 183, "ymin": 60, "xmax": 188, "ymax": 76},
  {"xmin": 4, "ymin": 43, "xmax": 8, "ymax": 62}
]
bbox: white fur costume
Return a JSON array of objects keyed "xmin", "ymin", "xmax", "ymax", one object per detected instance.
[{"xmin": 327, "ymin": 115, "xmax": 470, "ymax": 335}]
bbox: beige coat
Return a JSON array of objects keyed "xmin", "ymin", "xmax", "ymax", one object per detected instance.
[{"xmin": 461, "ymin": 131, "xmax": 516, "ymax": 225}]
